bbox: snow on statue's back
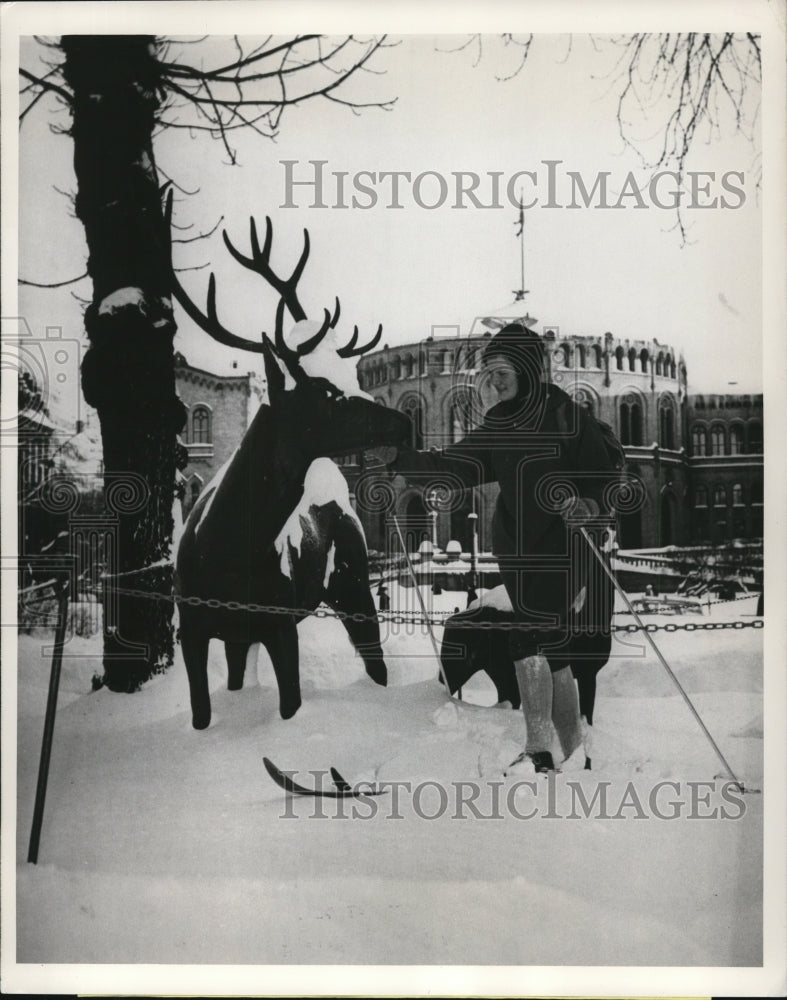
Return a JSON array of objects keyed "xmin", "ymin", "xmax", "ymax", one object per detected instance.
[{"xmin": 171, "ymin": 214, "xmax": 412, "ymax": 730}]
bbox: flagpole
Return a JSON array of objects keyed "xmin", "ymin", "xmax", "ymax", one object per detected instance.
[
  {"xmin": 519, "ymin": 197, "xmax": 525, "ymax": 297},
  {"xmin": 514, "ymin": 194, "xmax": 526, "ymax": 303}
]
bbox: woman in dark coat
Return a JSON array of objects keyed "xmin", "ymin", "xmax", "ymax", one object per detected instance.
[{"xmin": 390, "ymin": 324, "xmax": 615, "ymax": 772}]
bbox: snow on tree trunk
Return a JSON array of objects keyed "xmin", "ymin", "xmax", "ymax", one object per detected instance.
[{"xmin": 61, "ymin": 36, "xmax": 186, "ymax": 692}]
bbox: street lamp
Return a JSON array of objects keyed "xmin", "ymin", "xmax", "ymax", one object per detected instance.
[
  {"xmin": 428, "ymin": 489, "xmax": 439, "ymax": 551},
  {"xmin": 467, "ymin": 509, "xmax": 478, "ymax": 591}
]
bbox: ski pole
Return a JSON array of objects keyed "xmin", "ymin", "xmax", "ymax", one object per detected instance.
[
  {"xmin": 579, "ymin": 527, "xmax": 746, "ymax": 793},
  {"xmin": 391, "ymin": 513, "xmax": 454, "ymax": 695},
  {"xmin": 28, "ymin": 576, "xmax": 70, "ymax": 863}
]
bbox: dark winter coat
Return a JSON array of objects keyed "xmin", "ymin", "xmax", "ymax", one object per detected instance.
[
  {"xmin": 393, "ymin": 382, "xmax": 616, "ymax": 662},
  {"xmin": 393, "ymin": 382, "xmax": 613, "ymax": 558}
]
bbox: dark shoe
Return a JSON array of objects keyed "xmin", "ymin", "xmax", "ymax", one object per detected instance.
[{"xmin": 505, "ymin": 750, "xmax": 558, "ymax": 776}]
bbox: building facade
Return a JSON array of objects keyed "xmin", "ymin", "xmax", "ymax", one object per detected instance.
[
  {"xmin": 174, "ymin": 352, "xmax": 263, "ymax": 514},
  {"xmin": 686, "ymin": 392, "xmax": 763, "ymax": 543},
  {"xmin": 173, "ymin": 334, "xmax": 764, "ymax": 556}
]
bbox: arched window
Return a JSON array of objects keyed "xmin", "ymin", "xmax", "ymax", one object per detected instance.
[
  {"xmin": 403, "ymin": 354, "xmax": 414, "ymax": 378},
  {"xmin": 659, "ymin": 400, "xmax": 675, "ymax": 450},
  {"xmin": 390, "ymin": 356, "xmax": 401, "ymax": 380},
  {"xmin": 695, "ymin": 394, "xmax": 705, "ymax": 409},
  {"xmin": 184, "ymin": 475, "xmax": 203, "ymax": 515},
  {"xmin": 691, "ymin": 425, "xmax": 707, "ymax": 456},
  {"xmin": 713, "ymin": 485, "xmax": 726, "ymax": 507},
  {"xmin": 747, "ymin": 421, "xmax": 763, "ymax": 454},
  {"xmin": 655, "ymin": 353, "xmax": 664, "ymax": 376},
  {"xmin": 628, "ymin": 348, "xmax": 637, "ymax": 372},
  {"xmin": 710, "ymin": 425, "xmax": 726, "ymax": 456},
  {"xmin": 449, "ymin": 392, "xmax": 473, "ymax": 443},
  {"xmin": 639, "ymin": 349, "xmax": 649, "ymax": 373},
  {"xmin": 593, "ymin": 345, "xmax": 603, "ymax": 368},
  {"xmin": 192, "ymin": 406, "xmax": 211, "ymax": 444},
  {"xmin": 619, "ymin": 394, "xmax": 643, "ymax": 447},
  {"xmin": 729, "ymin": 424, "xmax": 744, "ymax": 455},
  {"xmin": 732, "ymin": 483, "xmax": 744, "ymax": 506},
  {"xmin": 576, "ymin": 344, "xmax": 586, "ymax": 368},
  {"xmin": 400, "ymin": 395, "xmax": 425, "ymax": 450},
  {"xmin": 615, "ymin": 346, "xmax": 625, "ymax": 371},
  {"xmin": 695, "ymin": 487, "xmax": 708, "ymax": 508}
]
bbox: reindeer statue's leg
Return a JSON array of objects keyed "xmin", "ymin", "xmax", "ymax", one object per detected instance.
[
  {"xmin": 225, "ymin": 640, "xmax": 251, "ymax": 691},
  {"xmin": 180, "ymin": 621, "xmax": 212, "ymax": 730},
  {"xmin": 325, "ymin": 567, "xmax": 387, "ymax": 687},
  {"xmin": 262, "ymin": 620, "xmax": 301, "ymax": 720}
]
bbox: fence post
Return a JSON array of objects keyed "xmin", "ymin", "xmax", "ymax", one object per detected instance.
[{"xmin": 27, "ymin": 576, "xmax": 71, "ymax": 864}]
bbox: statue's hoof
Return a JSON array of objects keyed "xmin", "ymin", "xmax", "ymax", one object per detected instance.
[
  {"xmin": 367, "ymin": 663, "xmax": 387, "ymax": 687},
  {"xmin": 280, "ymin": 697, "xmax": 302, "ymax": 721},
  {"xmin": 192, "ymin": 709, "xmax": 211, "ymax": 730}
]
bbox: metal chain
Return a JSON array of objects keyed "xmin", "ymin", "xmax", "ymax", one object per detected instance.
[
  {"xmin": 96, "ymin": 561, "xmax": 758, "ymax": 607},
  {"xmin": 89, "ymin": 583, "xmax": 763, "ymax": 633}
]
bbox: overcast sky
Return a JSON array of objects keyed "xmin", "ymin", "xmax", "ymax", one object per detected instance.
[{"xmin": 16, "ymin": 30, "xmax": 764, "ymax": 424}]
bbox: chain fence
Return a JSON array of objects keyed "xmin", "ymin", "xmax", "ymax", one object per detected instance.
[
  {"xmin": 87, "ymin": 581, "xmax": 763, "ymax": 634},
  {"xmin": 17, "ymin": 565, "xmax": 764, "ymax": 635}
]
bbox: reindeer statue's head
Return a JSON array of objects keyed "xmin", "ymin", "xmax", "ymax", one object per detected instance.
[
  {"xmin": 166, "ymin": 192, "xmax": 410, "ymax": 484},
  {"xmin": 167, "ymin": 196, "xmax": 411, "ymax": 729}
]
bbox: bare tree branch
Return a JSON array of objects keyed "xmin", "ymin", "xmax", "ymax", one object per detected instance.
[
  {"xmin": 19, "ymin": 271, "xmax": 88, "ymax": 288},
  {"xmin": 19, "ymin": 66, "xmax": 73, "ymax": 106}
]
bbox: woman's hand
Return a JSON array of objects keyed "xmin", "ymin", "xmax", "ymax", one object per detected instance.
[
  {"xmin": 561, "ymin": 496, "xmax": 600, "ymax": 524},
  {"xmin": 364, "ymin": 445, "xmax": 399, "ymax": 467}
]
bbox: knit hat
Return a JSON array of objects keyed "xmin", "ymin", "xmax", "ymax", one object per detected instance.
[
  {"xmin": 481, "ymin": 323, "xmax": 545, "ymax": 396},
  {"xmin": 481, "ymin": 323, "xmax": 544, "ymax": 370}
]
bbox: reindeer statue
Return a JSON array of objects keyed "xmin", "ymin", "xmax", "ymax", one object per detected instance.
[{"xmin": 168, "ymin": 202, "xmax": 411, "ymax": 729}]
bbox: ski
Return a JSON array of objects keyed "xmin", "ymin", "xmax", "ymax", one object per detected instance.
[{"xmin": 263, "ymin": 756, "xmax": 388, "ymax": 798}]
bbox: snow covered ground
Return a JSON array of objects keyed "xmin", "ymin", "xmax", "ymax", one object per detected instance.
[{"xmin": 8, "ymin": 584, "xmax": 770, "ymax": 989}]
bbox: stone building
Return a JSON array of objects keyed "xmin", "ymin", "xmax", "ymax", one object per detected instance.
[
  {"xmin": 174, "ymin": 352, "xmax": 264, "ymax": 514},
  {"xmin": 685, "ymin": 392, "xmax": 763, "ymax": 543}
]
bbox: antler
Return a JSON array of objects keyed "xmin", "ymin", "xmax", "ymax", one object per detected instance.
[
  {"xmin": 336, "ymin": 323, "xmax": 383, "ymax": 358},
  {"xmin": 223, "ymin": 216, "xmax": 309, "ymax": 321},
  {"xmin": 164, "ymin": 190, "xmax": 265, "ymax": 353},
  {"xmin": 225, "ymin": 217, "xmax": 338, "ymax": 360},
  {"xmin": 165, "ymin": 191, "xmax": 384, "ymax": 361}
]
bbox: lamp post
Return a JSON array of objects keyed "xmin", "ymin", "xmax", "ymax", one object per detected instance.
[
  {"xmin": 428, "ymin": 489, "xmax": 439, "ymax": 551},
  {"xmin": 468, "ymin": 509, "xmax": 479, "ymax": 591}
]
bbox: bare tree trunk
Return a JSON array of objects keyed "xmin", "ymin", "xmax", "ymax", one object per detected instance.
[{"xmin": 61, "ymin": 36, "xmax": 186, "ymax": 691}]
